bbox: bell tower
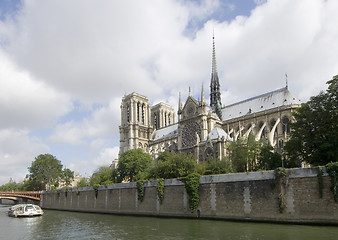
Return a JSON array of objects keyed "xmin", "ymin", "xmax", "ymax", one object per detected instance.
[{"xmin": 119, "ymin": 92, "xmax": 152, "ymax": 156}]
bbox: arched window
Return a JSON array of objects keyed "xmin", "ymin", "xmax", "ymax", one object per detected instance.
[
  {"xmin": 142, "ymin": 104, "xmax": 145, "ymax": 124},
  {"xmin": 154, "ymin": 114, "xmax": 157, "ymax": 129},
  {"xmin": 205, "ymin": 148, "xmax": 214, "ymax": 161},
  {"xmin": 168, "ymin": 114, "xmax": 171, "ymax": 125},
  {"xmin": 137, "ymin": 102, "xmax": 140, "ymax": 122},
  {"xmin": 270, "ymin": 118, "xmax": 278, "ymax": 135},
  {"xmin": 127, "ymin": 104, "xmax": 130, "ymax": 123},
  {"xmin": 270, "ymin": 119, "xmax": 276, "ymax": 128},
  {"xmin": 278, "ymin": 139, "xmax": 284, "ymax": 148},
  {"xmin": 282, "ymin": 116, "xmax": 290, "ymax": 134},
  {"xmin": 258, "ymin": 121, "xmax": 266, "ymax": 138}
]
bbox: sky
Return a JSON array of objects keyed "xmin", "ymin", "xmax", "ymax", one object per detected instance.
[{"xmin": 0, "ymin": 0, "xmax": 337, "ymax": 185}]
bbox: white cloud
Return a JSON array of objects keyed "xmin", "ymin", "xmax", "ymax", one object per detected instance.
[
  {"xmin": 206, "ymin": 0, "xmax": 338, "ymax": 103},
  {"xmin": 48, "ymin": 97, "xmax": 121, "ymax": 145},
  {"xmin": 0, "ymin": 50, "xmax": 72, "ymax": 129},
  {"xmin": 0, "ymin": 0, "xmax": 338, "ymax": 185},
  {"xmin": 92, "ymin": 146, "xmax": 119, "ymax": 168},
  {"xmin": 0, "ymin": 129, "xmax": 49, "ymax": 184},
  {"xmin": 4, "ymin": 0, "xmax": 199, "ymax": 102}
]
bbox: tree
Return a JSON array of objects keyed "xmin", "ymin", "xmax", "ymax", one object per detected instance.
[
  {"xmin": 61, "ymin": 168, "xmax": 74, "ymax": 187},
  {"xmin": 203, "ymin": 157, "xmax": 233, "ymax": 175},
  {"xmin": 0, "ymin": 181, "xmax": 22, "ymax": 191},
  {"xmin": 89, "ymin": 166, "xmax": 116, "ymax": 186},
  {"xmin": 228, "ymin": 135, "xmax": 262, "ymax": 172},
  {"xmin": 28, "ymin": 154, "xmax": 63, "ymax": 190},
  {"xmin": 76, "ymin": 178, "xmax": 89, "ymax": 188},
  {"xmin": 256, "ymin": 144, "xmax": 283, "ymax": 170},
  {"xmin": 117, "ymin": 149, "xmax": 152, "ymax": 182},
  {"xmin": 148, "ymin": 152, "xmax": 197, "ymax": 179},
  {"xmin": 285, "ymin": 75, "xmax": 338, "ymax": 165}
]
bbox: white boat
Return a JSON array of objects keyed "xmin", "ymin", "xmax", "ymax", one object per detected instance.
[{"xmin": 8, "ymin": 204, "xmax": 43, "ymax": 217}]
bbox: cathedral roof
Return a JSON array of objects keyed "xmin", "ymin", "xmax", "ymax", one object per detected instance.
[
  {"xmin": 204, "ymin": 127, "xmax": 232, "ymax": 141},
  {"xmin": 221, "ymin": 87, "xmax": 301, "ymax": 121},
  {"xmin": 153, "ymin": 123, "xmax": 178, "ymax": 141}
]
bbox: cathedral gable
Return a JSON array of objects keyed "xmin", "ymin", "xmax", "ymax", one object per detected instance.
[{"xmin": 181, "ymin": 96, "xmax": 199, "ymax": 120}]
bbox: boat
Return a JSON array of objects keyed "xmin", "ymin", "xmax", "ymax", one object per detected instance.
[{"xmin": 8, "ymin": 204, "xmax": 44, "ymax": 217}]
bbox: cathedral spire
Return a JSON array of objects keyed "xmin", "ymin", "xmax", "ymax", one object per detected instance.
[{"xmin": 210, "ymin": 33, "xmax": 222, "ymax": 119}]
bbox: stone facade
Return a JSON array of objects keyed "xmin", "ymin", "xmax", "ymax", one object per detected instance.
[{"xmin": 119, "ymin": 38, "xmax": 301, "ymax": 161}]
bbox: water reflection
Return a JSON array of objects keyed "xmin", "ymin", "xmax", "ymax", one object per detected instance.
[{"xmin": 1, "ymin": 205, "xmax": 337, "ymax": 240}]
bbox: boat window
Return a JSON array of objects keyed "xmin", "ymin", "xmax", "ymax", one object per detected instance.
[{"xmin": 26, "ymin": 205, "xmax": 34, "ymax": 211}]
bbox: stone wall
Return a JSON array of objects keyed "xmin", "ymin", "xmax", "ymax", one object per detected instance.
[{"xmin": 41, "ymin": 167, "xmax": 338, "ymax": 225}]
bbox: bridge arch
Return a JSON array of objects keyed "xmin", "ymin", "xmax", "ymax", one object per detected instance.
[{"xmin": 0, "ymin": 191, "xmax": 41, "ymax": 204}]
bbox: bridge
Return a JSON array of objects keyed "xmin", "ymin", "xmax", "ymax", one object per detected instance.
[{"xmin": 0, "ymin": 191, "xmax": 41, "ymax": 204}]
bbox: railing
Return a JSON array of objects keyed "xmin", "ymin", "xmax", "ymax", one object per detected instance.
[{"xmin": 0, "ymin": 191, "xmax": 42, "ymax": 201}]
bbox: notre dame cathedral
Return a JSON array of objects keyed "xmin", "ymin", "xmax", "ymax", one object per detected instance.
[{"xmin": 119, "ymin": 37, "xmax": 301, "ymax": 162}]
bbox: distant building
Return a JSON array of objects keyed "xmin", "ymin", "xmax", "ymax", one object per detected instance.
[{"xmin": 119, "ymin": 37, "xmax": 301, "ymax": 161}]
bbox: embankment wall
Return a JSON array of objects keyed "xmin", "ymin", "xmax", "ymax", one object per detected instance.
[{"xmin": 41, "ymin": 167, "xmax": 338, "ymax": 225}]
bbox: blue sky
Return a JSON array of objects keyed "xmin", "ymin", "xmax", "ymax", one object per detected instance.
[{"xmin": 0, "ymin": 0, "xmax": 337, "ymax": 185}]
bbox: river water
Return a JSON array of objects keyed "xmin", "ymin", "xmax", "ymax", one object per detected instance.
[{"xmin": 0, "ymin": 204, "xmax": 337, "ymax": 240}]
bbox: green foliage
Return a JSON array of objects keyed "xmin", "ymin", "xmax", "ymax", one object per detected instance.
[
  {"xmin": 136, "ymin": 180, "xmax": 145, "ymax": 201},
  {"xmin": 181, "ymin": 173, "xmax": 201, "ymax": 213},
  {"xmin": 20, "ymin": 179, "xmax": 42, "ymax": 191},
  {"xmin": 326, "ymin": 162, "xmax": 338, "ymax": 202},
  {"xmin": 0, "ymin": 181, "xmax": 22, "ymax": 191},
  {"xmin": 75, "ymin": 190, "xmax": 80, "ymax": 196},
  {"xmin": 117, "ymin": 149, "xmax": 152, "ymax": 182},
  {"xmin": 202, "ymin": 157, "xmax": 232, "ymax": 175},
  {"xmin": 93, "ymin": 184, "xmax": 99, "ymax": 198},
  {"xmin": 228, "ymin": 135, "xmax": 262, "ymax": 172},
  {"xmin": 76, "ymin": 178, "xmax": 89, "ymax": 188},
  {"xmin": 256, "ymin": 144, "xmax": 283, "ymax": 170},
  {"xmin": 317, "ymin": 166, "xmax": 324, "ymax": 198},
  {"xmin": 272, "ymin": 167, "xmax": 288, "ymax": 189},
  {"xmin": 272, "ymin": 168, "xmax": 288, "ymax": 213},
  {"xmin": 62, "ymin": 168, "xmax": 74, "ymax": 187},
  {"xmin": 28, "ymin": 154, "xmax": 63, "ymax": 190},
  {"xmin": 157, "ymin": 178, "xmax": 164, "ymax": 204},
  {"xmin": 89, "ymin": 166, "xmax": 116, "ymax": 186},
  {"xmin": 148, "ymin": 152, "xmax": 197, "ymax": 179},
  {"xmin": 285, "ymin": 75, "xmax": 338, "ymax": 165}
]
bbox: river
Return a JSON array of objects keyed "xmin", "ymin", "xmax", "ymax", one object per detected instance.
[{"xmin": 0, "ymin": 204, "xmax": 337, "ymax": 240}]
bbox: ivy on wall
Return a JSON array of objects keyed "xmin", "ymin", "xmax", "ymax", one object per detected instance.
[
  {"xmin": 93, "ymin": 184, "xmax": 99, "ymax": 198},
  {"xmin": 137, "ymin": 180, "xmax": 145, "ymax": 201},
  {"xmin": 272, "ymin": 167, "xmax": 288, "ymax": 213},
  {"xmin": 181, "ymin": 173, "xmax": 201, "ymax": 213},
  {"xmin": 317, "ymin": 166, "xmax": 323, "ymax": 198},
  {"xmin": 157, "ymin": 178, "xmax": 164, "ymax": 204},
  {"xmin": 326, "ymin": 162, "xmax": 338, "ymax": 202}
]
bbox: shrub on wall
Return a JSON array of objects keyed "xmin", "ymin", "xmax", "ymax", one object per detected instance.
[
  {"xmin": 93, "ymin": 184, "xmax": 99, "ymax": 198},
  {"xmin": 137, "ymin": 180, "xmax": 145, "ymax": 201},
  {"xmin": 326, "ymin": 162, "xmax": 338, "ymax": 202},
  {"xmin": 181, "ymin": 173, "xmax": 201, "ymax": 213},
  {"xmin": 157, "ymin": 178, "xmax": 164, "ymax": 204},
  {"xmin": 317, "ymin": 166, "xmax": 324, "ymax": 198},
  {"xmin": 272, "ymin": 167, "xmax": 288, "ymax": 213}
]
